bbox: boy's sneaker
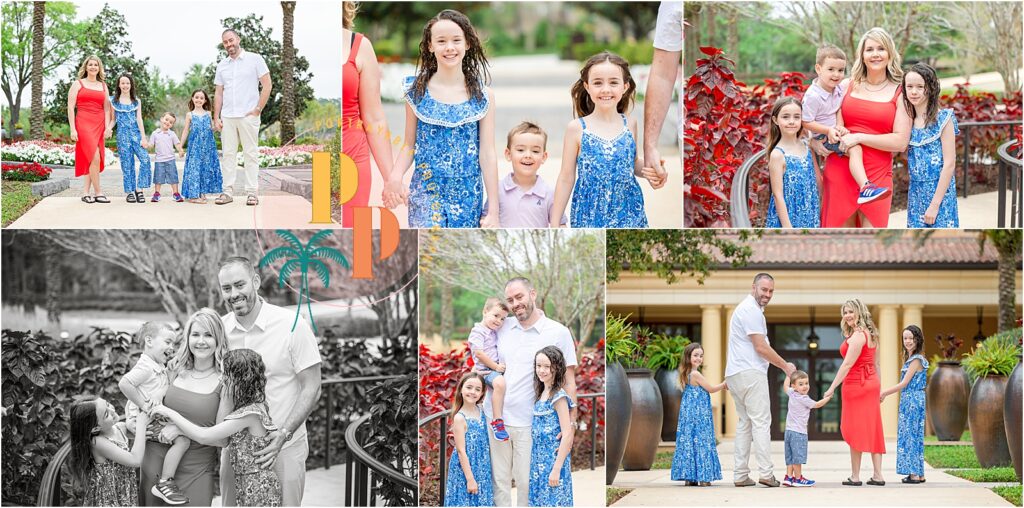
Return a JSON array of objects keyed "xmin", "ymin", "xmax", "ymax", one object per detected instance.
[
  {"xmin": 794, "ymin": 476, "xmax": 816, "ymax": 487},
  {"xmin": 782, "ymin": 475, "xmax": 794, "ymax": 486},
  {"xmin": 173, "ymin": 193, "xmax": 184, "ymax": 203},
  {"xmin": 490, "ymin": 418, "xmax": 509, "ymax": 441},
  {"xmin": 151, "ymin": 192, "xmax": 161, "ymax": 203},
  {"xmin": 857, "ymin": 181, "xmax": 890, "ymax": 204},
  {"xmin": 151, "ymin": 478, "xmax": 189, "ymax": 505}
]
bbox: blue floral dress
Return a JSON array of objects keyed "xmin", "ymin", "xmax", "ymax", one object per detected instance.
[
  {"xmin": 529, "ymin": 389, "xmax": 574, "ymax": 507},
  {"xmin": 444, "ymin": 409, "xmax": 494, "ymax": 506},
  {"xmin": 570, "ymin": 114, "xmax": 648, "ymax": 228},
  {"xmin": 404, "ymin": 76, "xmax": 488, "ymax": 228},
  {"xmin": 671, "ymin": 375, "xmax": 722, "ymax": 483},
  {"xmin": 907, "ymin": 109, "xmax": 959, "ymax": 228},
  {"xmin": 110, "ymin": 97, "xmax": 152, "ymax": 193},
  {"xmin": 181, "ymin": 111, "xmax": 223, "ymax": 199},
  {"xmin": 765, "ymin": 144, "xmax": 820, "ymax": 228},
  {"xmin": 897, "ymin": 354, "xmax": 928, "ymax": 477}
]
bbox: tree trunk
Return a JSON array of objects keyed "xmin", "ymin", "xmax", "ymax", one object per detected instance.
[
  {"xmin": 280, "ymin": 2, "xmax": 296, "ymax": 144},
  {"xmin": 998, "ymin": 249, "xmax": 1017, "ymax": 332},
  {"xmin": 44, "ymin": 240, "xmax": 62, "ymax": 324},
  {"xmin": 726, "ymin": 9, "xmax": 739, "ymax": 61},
  {"xmin": 440, "ymin": 283, "xmax": 452, "ymax": 345},
  {"xmin": 705, "ymin": 4, "xmax": 717, "ymax": 49},
  {"xmin": 30, "ymin": 1, "xmax": 45, "ymax": 140}
]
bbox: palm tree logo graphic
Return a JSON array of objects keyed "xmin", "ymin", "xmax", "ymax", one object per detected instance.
[{"xmin": 259, "ymin": 230, "xmax": 350, "ymax": 333}]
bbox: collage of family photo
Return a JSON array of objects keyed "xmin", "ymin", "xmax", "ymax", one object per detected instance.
[{"xmin": 2, "ymin": 0, "xmax": 1023, "ymax": 508}]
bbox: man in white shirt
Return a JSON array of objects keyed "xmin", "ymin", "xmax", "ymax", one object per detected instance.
[
  {"xmin": 724, "ymin": 273, "xmax": 795, "ymax": 488},
  {"xmin": 218, "ymin": 256, "xmax": 322, "ymax": 506},
  {"xmin": 214, "ymin": 29, "xmax": 272, "ymax": 206},
  {"xmin": 488, "ymin": 277, "xmax": 578, "ymax": 506},
  {"xmin": 641, "ymin": 0, "xmax": 682, "ymax": 190}
]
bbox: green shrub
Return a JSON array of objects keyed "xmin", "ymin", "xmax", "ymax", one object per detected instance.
[
  {"xmin": 963, "ymin": 328, "xmax": 1022, "ymax": 378},
  {"xmin": 644, "ymin": 334, "xmax": 691, "ymax": 371}
]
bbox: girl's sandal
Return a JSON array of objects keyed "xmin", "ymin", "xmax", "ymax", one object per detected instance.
[
  {"xmin": 127, "ymin": 192, "xmax": 137, "ymax": 203},
  {"xmin": 698, "ymin": 482, "xmax": 711, "ymax": 487},
  {"xmin": 188, "ymin": 198, "xmax": 208, "ymax": 204},
  {"xmin": 81, "ymin": 195, "xmax": 95, "ymax": 204}
]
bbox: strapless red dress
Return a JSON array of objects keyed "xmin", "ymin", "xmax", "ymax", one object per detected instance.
[
  {"xmin": 74, "ymin": 80, "xmax": 106, "ymax": 176},
  {"xmin": 840, "ymin": 336, "xmax": 886, "ymax": 453}
]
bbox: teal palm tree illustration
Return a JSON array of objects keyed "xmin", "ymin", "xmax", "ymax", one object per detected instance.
[{"xmin": 259, "ymin": 230, "xmax": 350, "ymax": 333}]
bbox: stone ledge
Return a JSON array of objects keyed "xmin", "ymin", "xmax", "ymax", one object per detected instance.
[{"xmin": 30, "ymin": 177, "xmax": 70, "ymax": 197}]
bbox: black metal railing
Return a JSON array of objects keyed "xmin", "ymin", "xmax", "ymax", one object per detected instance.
[
  {"xmin": 321, "ymin": 374, "xmax": 404, "ymax": 470},
  {"xmin": 344, "ymin": 413, "xmax": 417, "ymax": 506},
  {"xmin": 417, "ymin": 392, "xmax": 604, "ymax": 504},
  {"xmin": 996, "ymin": 139, "xmax": 1023, "ymax": 228},
  {"xmin": 36, "ymin": 439, "xmax": 71, "ymax": 507},
  {"xmin": 730, "ymin": 148, "xmax": 767, "ymax": 228},
  {"xmin": 957, "ymin": 120, "xmax": 1021, "ymax": 198}
]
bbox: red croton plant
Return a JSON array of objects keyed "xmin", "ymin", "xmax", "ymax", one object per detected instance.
[
  {"xmin": 1, "ymin": 161, "xmax": 52, "ymax": 182},
  {"xmin": 685, "ymin": 46, "xmax": 1024, "ymax": 227}
]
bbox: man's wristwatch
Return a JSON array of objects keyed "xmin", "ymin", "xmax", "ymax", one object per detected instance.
[{"xmin": 282, "ymin": 428, "xmax": 293, "ymax": 442}]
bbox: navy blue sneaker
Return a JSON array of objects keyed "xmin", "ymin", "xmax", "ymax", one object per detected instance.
[
  {"xmin": 857, "ymin": 181, "xmax": 890, "ymax": 204},
  {"xmin": 490, "ymin": 419, "xmax": 509, "ymax": 441}
]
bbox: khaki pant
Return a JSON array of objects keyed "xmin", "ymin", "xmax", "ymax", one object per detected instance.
[
  {"xmin": 489, "ymin": 425, "xmax": 531, "ymax": 507},
  {"xmin": 221, "ymin": 115, "xmax": 261, "ymax": 194},
  {"xmin": 220, "ymin": 436, "xmax": 308, "ymax": 507},
  {"xmin": 726, "ymin": 369, "xmax": 774, "ymax": 481}
]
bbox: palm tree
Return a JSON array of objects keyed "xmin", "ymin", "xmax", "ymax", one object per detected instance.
[
  {"xmin": 259, "ymin": 230, "xmax": 349, "ymax": 333},
  {"xmin": 29, "ymin": 1, "xmax": 45, "ymax": 140},
  {"xmin": 279, "ymin": 1, "xmax": 296, "ymax": 144}
]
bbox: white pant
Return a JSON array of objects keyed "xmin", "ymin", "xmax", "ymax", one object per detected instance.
[
  {"xmin": 727, "ymin": 369, "xmax": 774, "ymax": 481},
  {"xmin": 220, "ymin": 436, "xmax": 308, "ymax": 507},
  {"xmin": 489, "ymin": 424, "xmax": 531, "ymax": 507},
  {"xmin": 221, "ymin": 115, "xmax": 261, "ymax": 193}
]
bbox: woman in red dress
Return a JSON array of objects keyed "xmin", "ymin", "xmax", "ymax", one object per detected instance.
[
  {"xmin": 342, "ymin": 1, "xmax": 394, "ymax": 227},
  {"xmin": 824, "ymin": 299, "xmax": 886, "ymax": 486},
  {"xmin": 818, "ymin": 28, "xmax": 912, "ymax": 227},
  {"xmin": 67, "ymin": 55, "xmax": 112, "ymax": 203}
]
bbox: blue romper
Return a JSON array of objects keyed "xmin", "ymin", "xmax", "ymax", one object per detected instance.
[
  {"xmin": 570, "ymin": 114, "xmax": 648, "ymax": 228},
  {"xmin": 765, "ymin": 144, "xmax": 821, "ymax": 228},
  {"xmin": 443, "ymin": 408, "xmax": 493, "ymax": 507},
  {"xmin": 110, "ymin": 96, "xmax": 151, "ymax": 193},
  {"xmin": 671, "ymin": 375, "xmax": 722, "ymax": 483},
  {"xmin": 403, "ymin": 76, "xmax": 487, "ymax": 228},
  {"xmin": 180, "ymin": 111, "xmax": 223, "ymax": 199},
  {"xmin": 529, "ymin": 389, "xmax": 574, "ymax": 507},
  {"xmin": 897, "ymin": 354, "xmax": 928, "ymax": 477},
  {"xmin": 907, "ymin": 109, "xmax": 959, "ymax": 228}
]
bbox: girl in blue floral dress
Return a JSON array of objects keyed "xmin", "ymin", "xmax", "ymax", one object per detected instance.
[
  {"xmin": 903, "ymin": 63, "xmax": 959, "ymax": 228},
  {"xmin": 881, "ymin": 325, "xmax": 928, "ymax": 483},
  {"xmin": 444, "ymin": 372, "xmax": 494, "ymax": 506},
  {"xmin": 179, "ymin": 89, "xmax": 223, "ymax": 204},
  {"xmin": 550, "ymin": 51, "xmax": 662, "ymax": 228},
  {"xmin": 671, "ymin": 342, "xmax": 726, "ymax": 485},
  {"xmin": 387, "ymin": 10, "xmax": 499, "ymax": 228},
  {"xmin": 529, "ymin": 346, "xmax": 574, "ymax": 506},
  {"xmin": 765, "ymin": 97, "xmax": 822, "ymax": 228},
  {"xmin": 110, "ymin": 73, "xmax": 152, "ymax": 203}
]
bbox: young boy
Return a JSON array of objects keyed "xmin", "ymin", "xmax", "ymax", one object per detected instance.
[
  {"xmin": 484, "ymin": 121, "xmax": 567, "ymax": 227},
  {"xmin": 149, "ymin": 112, "xmax": 185, "ymax": 203},
  {"xmin": 782, "ymin": 370, "xmax": 832, "ymax": 487},
  {"xmin": 467, "ymin": 297, "xmax": 511, "ymax": 440},
  {"xmin": 118, "ymin": 321, "xmax": 190, "ymax": 505},
  {"xmin": 802, "ymin": 44, "xmax": 889, "ymax": 204}
]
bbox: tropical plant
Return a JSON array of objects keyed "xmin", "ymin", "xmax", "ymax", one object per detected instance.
[
  {"xmin": 644, "ymin": 334, "xmax": 691, "ymax": 371},
  {"xmin": 259, "ymin": 229, "xmax": 350, "ymax": 333},
  {"xmin": 963, "ymin": 328, "xmax": 1023, "ymax": 378},
  {"xmin": 605, "ymin": 312, "xmax": 637, "ymax": 365},
  {"xmin": 936, "ymin": 333, "xmax": 965, "ymax": 361}
]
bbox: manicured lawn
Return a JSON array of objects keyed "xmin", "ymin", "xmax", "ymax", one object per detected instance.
[
  {"xmin": 992, "ymin": 485, "xmax": 1022, "ymax": 506},
  {"xmin": 606, "ymin": 487, "xmax": 633, "ymax": 506},
  {"xmin": 651, "ymin": 450, "xmax": 674, "ymax": 470},
  {"xmin": 925, "ymin": 430, "xmax": 972, "ymax": 442},
  {"xmin": 1, "ymin": 180, "xmax": 40, "ymax": 227},
  {"xmin": 947, "ymin": 467, "xmax": 1018, "ymax": 483},
  {"xmin": 924, "ymin": 445, "xmax": 982, "ymax": 468}
]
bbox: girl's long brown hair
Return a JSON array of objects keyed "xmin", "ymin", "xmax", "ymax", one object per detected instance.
[
  {"xmin": 533, "ymin": 346, "xmax": 567, "ymax": 401},
  {"xmin": 678, "ymin": 342, "xmax": 703, "ymax": 388},
  {"xmin": 67, "ymin": 397, "xmax": 100, "ymax": 492},
  {"xmin": 902, "ymin": 62, "xmax": 940, "ymax": 126},
  {"xmin": 766, "ymin": 96, "xmax": 803, "ymax": 154},
  {"xmin": 450, "ymin": 372, "xmax": 485, "ymax": 424},
  {"xmin": 570, "ymin": 51, "xmax": 636, "ymax": 118},
  {"xmin": 409, "ymin": 10, "xmax": 490, "ymax": 103},
  {"xmin": 902, "ymin": 325, "xmax": 926, "ymax": 363},
  {"xmin": 188, "ymin": 89, "xmax": 212, "ymax": 112}
]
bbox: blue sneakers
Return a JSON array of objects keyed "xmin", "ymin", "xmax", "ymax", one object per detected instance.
[
  {"xmin": 491, "ymin": 419, "xmax": 509, "ymax": 441},
  {"xmin": 857, "ymin": 181, "xmax": 890, "ymax": 204},
  {"xmin": 783, "ymin": 475, "xmax": 815, "ymax": 487}
]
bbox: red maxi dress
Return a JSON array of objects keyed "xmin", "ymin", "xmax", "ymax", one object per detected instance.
[
  {"xmin": 341, "ymin": 32, "xmax": 372, "ymax": 228},
  {"xmin": 74, "ymin": 80, "xmax": 106, "ymax": 177},
  {"xmin": 839, "ymin": 335, "xmax": 886, "ymax": 453},
  {"xmin": 821, "ymin": 84, "xmax": 902, "ymax": 227}
]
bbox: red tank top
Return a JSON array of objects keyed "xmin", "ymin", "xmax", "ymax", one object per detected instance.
[{"xmin": 342, "ymin": 32, "xmax": 363, "ymax": 129}]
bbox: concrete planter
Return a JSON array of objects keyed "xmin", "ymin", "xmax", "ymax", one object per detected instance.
[{"xmin": 30, "ymin": 177, "xmax": 69, "ymax": 197}]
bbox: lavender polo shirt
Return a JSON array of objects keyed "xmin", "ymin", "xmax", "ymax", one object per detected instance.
[
  {"xmin": 487, "ymin": 173, "xmax": 567, "ymax": 228},
  {"xmin": 786, "ymin": 388, "xmax": 815, "ymax": 434},
  {"xmin": 801, "ymin": 80, "xmax": 845, "ymax": 128},
  {"xmin": 149, "ymin": 129, "xmax": 180, "ymax": 162}
]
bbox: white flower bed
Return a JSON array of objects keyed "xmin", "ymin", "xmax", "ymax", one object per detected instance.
[
  {"xmin": 1, "ymin": 140, "xmax": 119, "ymax": 166},
  {"xmin": 242, "ymin": 145, "xmax": 325, "ymax": 168}
]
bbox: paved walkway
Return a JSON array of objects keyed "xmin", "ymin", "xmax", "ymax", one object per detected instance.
[
  {"xmin": 210, "ymin": 465, "xmax": 346, "ymax": 506},
  {"xmin": 611, "ymin": 439, "xmax": 1013, "ymax": 506},
  {"xmin": 888, "ymin": 190, "xmax": 1013, "ymax": 228},
  {"xmin": 939, "ymin": 70, "xmax": 1024, "ymax": 93},
  {"xmin": 504, "ymin": 465, "xmax": 604, "ymax": 507}
]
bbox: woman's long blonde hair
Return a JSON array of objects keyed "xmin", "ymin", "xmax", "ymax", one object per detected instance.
[
  {"xmin": 841, "ymin": 299, "xmax": 879, "ymax": 347},
  {"xmin": 850, "ymin": 27, "xmax": 902, "ymax": 86},
  {"xmin": 168, "ymin": 308, "xmax": 228, "ymax": 376},
  {"xmin": 343, "ymin": 1, "xmax": 358, "ymax": 30},
  {"xmin": 76, "ymin": 55, "xmax": 106, "ymax": 82}
]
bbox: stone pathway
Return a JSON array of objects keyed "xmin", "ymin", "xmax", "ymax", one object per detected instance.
[{"xmin": 888, "ymin": 190, "xmax": 1015, "ymax": 228}]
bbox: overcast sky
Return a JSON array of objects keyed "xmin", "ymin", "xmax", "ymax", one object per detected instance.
[{"xmin": 9, "ymin": 0, "xmax": 340, "ymax": 107}]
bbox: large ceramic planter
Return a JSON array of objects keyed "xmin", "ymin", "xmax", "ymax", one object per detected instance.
[
  {"xmin": 969, "ymin": 374, "xmax": 1012, "ymax": 467},
  {"xmin": 621, "ymin": 368, "xmax": 663, "ymax": 471},
  {"xmin": 655, "ymin": 368, "xmax": 682, "ymax": 443},
  {"xmin": 927, "ymin": 361, "xmax": 970, "ymax": 440},
  {"xmin": 1005, "ymin": 357, "xmax": 1022, "ymax": 480},
  {"xmin": 606, "ymin": 361, "xmax": 632, "ymax": 485}
]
